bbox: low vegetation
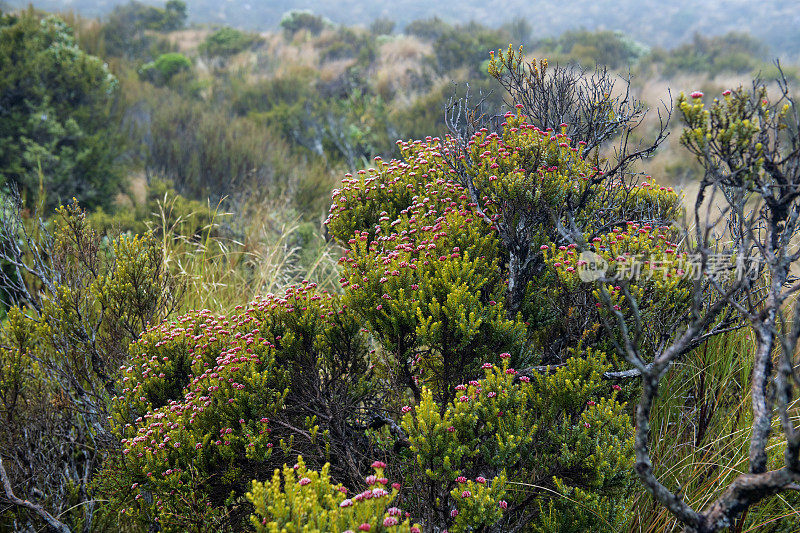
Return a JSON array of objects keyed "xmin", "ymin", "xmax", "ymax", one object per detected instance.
[{"xmin": 1, "ymin": 2, "xmax": 800, "ymax": 532}]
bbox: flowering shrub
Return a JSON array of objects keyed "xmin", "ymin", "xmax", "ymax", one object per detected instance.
[
  {"xmin": 95, "ymin": 59, "xmax": 694, "ymax": 532},
  {"xmin": 99, "ymin": 282, "xmax": 376, "ymax": 531},
  {"xmin": 328, "ymin": 150, "xmax": 526, "ymax": 404},
  {"xmin": 541, "ymin": 220, "xmax": 694, "ymax": 358},
  {"xmin": 401, "ymin": 355, "xmax": 634, "ymax": 531},
  {"xmin": 327, "ymin": 110, "xmax": 685, "ymax": 389},
  {"xmin": 248, "ymin": 457, "xmax": 421, "ymax": 532}
]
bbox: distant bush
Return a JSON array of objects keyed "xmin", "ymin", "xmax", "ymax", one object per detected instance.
[
  {"xmin": 369, "ymin": 17, "xmax": 395, "ymax": 36},
  {"xmin": 404, "ymin": 16, "xmax": 451, "ymax": 41},
  {"xmin": 536, "ymin": 29, "xmax": 649, "ymax": 68},
  {"xmin": 279, "ymin": 9, "xmax": 330, "ymax": 36},
  {"xmin": 654, "ymin": 31, "xmax": 767, "ymax": 76},
  {"xmin": 432, "ymin": 22, "xmax": 507, "ymax": 73},
  {"xmin": 199, "ymin": 27, "xmax": 260, "ymax": 57},
  {"xmin": 100, "ymin": 0, "xmax": 186, "ymax": 59},
  {"xmin": 139, "ymin": 52, "xmax": 192, "ymax": 85}
]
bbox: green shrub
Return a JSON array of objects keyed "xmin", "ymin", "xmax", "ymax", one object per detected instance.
[
  {"xmin": 401, "ymin": 355, "xmax": 634, "ymax": 532},
  {"xmin": 200, "ymin": 27, "xmax": 260, "ymax": 57},
  {"xmin": 433, "ymin": 23, "xmax": 506, "ymax": 73},
  {"xmin": 248, "ymin": 457, "xmax": 421, "ymax": 532},
  {"xmin": 100, "ymin": 282, "xmax": 378, "ymax": 531},
  {"xmin": 404, "ymin": 16, "xmax": 451, "ymax": 41},
  {"xmin": 536, "ymin": 29, "xmax": 648, "ymax": 68},
  {"xmin": 140, "ymin": 52, "xmax": 191, "ymax": 85},
  {"xmin": 0, "ymin": 12, "xmax": 124, "ymax": 211},
  {"xmin": 657, "ymin": 32, "xmax": 767, "ymax": 76},
  {"xmin": 100, "ymin": 0, "xmax": 185, "ymax": 60},
  {"xmin": 279, "ymin": 10, "xmax": 330, "ymax": 36},
  {"xmin": 369, "ymin": 18, "xmax": 395, "ymax": 36}
]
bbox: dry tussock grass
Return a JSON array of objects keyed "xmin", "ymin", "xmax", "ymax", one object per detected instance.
[{"xmin": 167, "ymin": 28, "xmax": 212, "ymax": 52}]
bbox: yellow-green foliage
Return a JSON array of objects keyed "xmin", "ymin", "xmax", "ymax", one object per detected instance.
[
  {"xmin": 677, "ymin": 87, "xmax": 789, "ymax": 191},
  {"xmin": 248, "ymin": 457, "xmax": 421, "ymax": 532},
  {"xmin": 463, "ymin": 105, "xmax": 683, "ymax": 236},
  {"xmin": 467, "ymin": 117, "xmax": 596, "ymax": 212},
  {"xmin": 0, "ymin": 201, "xmax": 181, "ymax": 531},
  {"xmin": 401, "ymin": 354, "xmax": 634, "ymax": 531}
]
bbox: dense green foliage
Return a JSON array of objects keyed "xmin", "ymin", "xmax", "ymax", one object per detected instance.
[
  {"xmin": 536, "ymin": 29, "xmax": 649, "ymax": 68},
  {"xmin": 86, "ymin": 114, "xmax": 671, "ymax": 531},
  {"xmin": 139, "ymin": 52, "xmax": 191, "ymax": 85},
  {"xmin": 652, "ymin": 32, "xmax": 768, "ymax": 76},
  {"xmin": 248, "ymin": 458, "xmax": 421, "ymax": 532},
  {"xmin": 0, "ymin": 11, "xmax": 123, "ymax": 210}
]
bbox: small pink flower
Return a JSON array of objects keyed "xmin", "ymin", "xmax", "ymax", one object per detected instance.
[
  {"xmin": 359, "ymin": 524, "xmax": 371, "ymax": 532},
  {"xmin": 482, "ymin": 362, "xmax": 493, "ymax": 369},
  {"xmin": 461, "ymin": 490, "xmax": 472, "ymax": 498},
  {"xmin": 450, "ymin": 509, "xmax": 459, "ymax": 517},
  {"xmin": 540, "ymin": 245, "xmax": 549, "ymax": 250},
  {"xmin": 459, "ymin": 395, "xmax": 469, "ymax": 402},
  {"xmin": 476, "ymin": 476, "xmax": 486, "ymax": 484},
  {"xmin": 392, "ymin": 483, "xmax": 402, "ymax": 490},
  {"xmin": 340, "ymin": 499, "xmax": 353, "ymax": 507},
  {"xmin": 387, "ymin": 507, "xmax": 402, "ymax": 516},
  {"xmin": 371, "ymin": 460, "xmax": 386, "ymax": 468},
  {"xmin": 587, "ymin": 400, "xmax": 596, "ymax": 407},
  {"xmin": 299, "ymin": 477, "xmax": 311, "ymax": 486},
  {"xmin": 456, "ymin": 476, "xmax": 467, "ymax": 483},
  {"xmin": 723, "ymin": 89, "xmax": 732, "ymax": 96},
  {"xmin": 366, "ymin": 475, "xmax": 377, "ymax": 485},
  {"xmin": 499, "ymin": 352, "xmax": 511, "ymax": 359},
  {"xmin": 402, "ymin": 406, "xmax": 412, "ymax": 413},
  {"xmin": 447, "ymin": 426, "xmax": 456, "ymax": 432},
  {"xmin": 519, "ymin": 376, "xmax": 530, "ymax": 383},
  {"xmin": 383, "ymin": 517, "xmax": 399, "ymax": 527},
  {"xmin": 691, "ymin": 91, "xmax": 704, "ymax": 99},
  {"xmin": 499, "ymin": 500, "xmax": 508, "ymax": 509},
  {"xmin": 612, "ymin": 384, "xmax": 622, "ymax": 391}
]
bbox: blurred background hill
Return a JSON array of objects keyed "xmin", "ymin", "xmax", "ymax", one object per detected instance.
[{"xmin": 6, "ymin": 0, "xmax": 800, "ymax": 57}]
